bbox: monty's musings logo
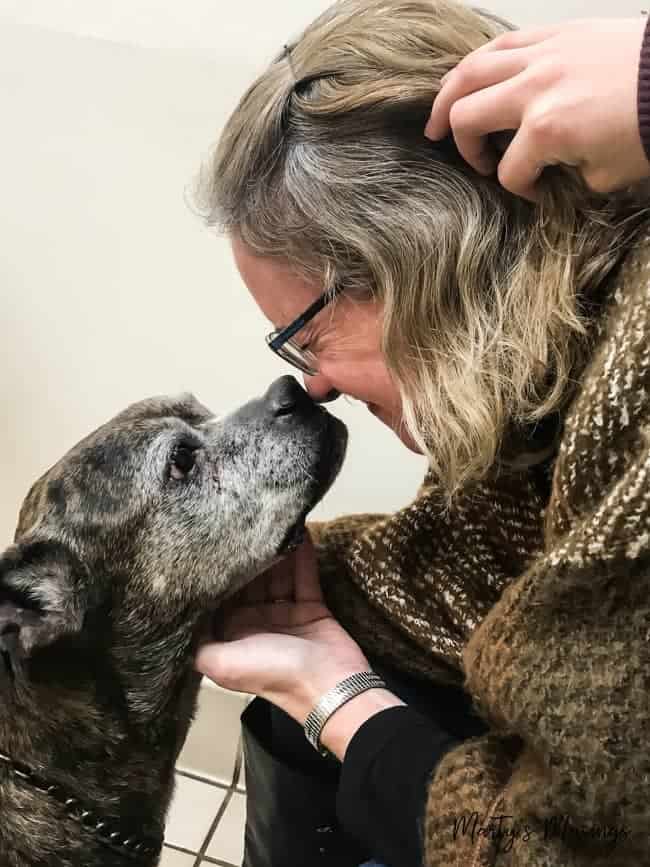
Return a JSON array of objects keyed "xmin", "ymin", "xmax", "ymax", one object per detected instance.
[{"xmin": 452, "ymin": 809, "xmax": 630, "ymax": 856}]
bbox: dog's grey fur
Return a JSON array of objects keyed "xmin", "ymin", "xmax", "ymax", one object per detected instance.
[{"xmin": 0, "ymin": 377, "xmax": 346, "ymax": 866}]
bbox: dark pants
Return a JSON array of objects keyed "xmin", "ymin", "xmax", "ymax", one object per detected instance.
[{"xmin": 241, "ymin": 661, "xmax": 489, "ymax": 867}]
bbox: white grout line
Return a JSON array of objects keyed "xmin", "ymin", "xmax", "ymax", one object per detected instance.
[
  {"xmin": 231, "ymin": 735, "xmax": 244, "ymax": 791},
  {"xmin": 164, "ymin": 843, "xmax": 238, "ymax": 866},
  {"xmin": 173, "ymin": 687, "xmax": 247, "ymax": 863},
  {"xmin": 191, "ymin": 788, "xmax": 235, "ymax": 867},
  {"xmin": 195, "ymin": 733, "xmax": 245, "ymax": 860},
  {"xmin": 175, "ymin": 769, "xmax": 231, "ymax": 791}
]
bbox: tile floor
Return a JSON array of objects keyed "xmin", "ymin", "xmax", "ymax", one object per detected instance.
[{"xmin": 162, "ymin": 680, "xmax": 249, "ymax": 867}]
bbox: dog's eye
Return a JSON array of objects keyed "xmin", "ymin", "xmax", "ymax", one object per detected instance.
[{"xmin": 170, "ymin": 445, "xmax": 198, "ymax": 481}]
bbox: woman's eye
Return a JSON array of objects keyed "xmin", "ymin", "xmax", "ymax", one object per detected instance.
[{"xmin": 170, "ymin": 445, "xmax": 198, "ymax": 481}]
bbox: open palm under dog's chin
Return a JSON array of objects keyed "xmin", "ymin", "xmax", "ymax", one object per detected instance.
[{"xmin": 195, "ymin": 608, "xmax": 370, "ymax": 709}]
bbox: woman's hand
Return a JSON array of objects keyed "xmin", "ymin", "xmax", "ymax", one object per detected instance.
[
  {"xmin": 425, "ymin": 18, "xmax": 650, "ymax": 200},
  {"xmin": 196, "ymin": 532, "xmax": 403, "ymax": 759}
]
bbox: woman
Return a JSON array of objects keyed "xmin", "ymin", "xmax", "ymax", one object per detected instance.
[{"xmin": 195, "ymin": 2, "xmax": 650, "ymax": 865}]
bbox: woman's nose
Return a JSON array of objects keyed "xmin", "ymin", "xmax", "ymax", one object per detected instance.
[{"xmin": 302, "ymin": 372, "xmax": 341, "ymax": 404}]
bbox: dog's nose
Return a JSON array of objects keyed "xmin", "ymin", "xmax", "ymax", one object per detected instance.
[{"xmin": 266, "ymin": 376, "xmax": 312, "ymax": 418}]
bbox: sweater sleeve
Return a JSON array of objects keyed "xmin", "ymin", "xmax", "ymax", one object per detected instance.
[
  {"xmin": 422, "ymin": 347, "xmax": 650, "ymax": 865},
  {"xmin": 638, "ymin": 15, "xmax": 650, "ymax": 162},
  {"xmin": 336, "ymin": 706, "xmax": 461, "ymax": 867}
]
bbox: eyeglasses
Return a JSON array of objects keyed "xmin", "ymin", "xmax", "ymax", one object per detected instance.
[{"xmin": 265, "ymin": 284, "xmax": 343, "ymax": 376}]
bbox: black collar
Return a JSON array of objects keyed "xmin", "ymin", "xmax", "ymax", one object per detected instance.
[{"xmin": 0, "ymin": 749, "xmax": 163, "ymax": 862}]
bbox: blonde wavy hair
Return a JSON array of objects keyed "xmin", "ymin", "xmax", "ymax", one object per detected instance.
[{"xmin": 196, "ymin": 0, "xmax": 648, "ymax": 495}]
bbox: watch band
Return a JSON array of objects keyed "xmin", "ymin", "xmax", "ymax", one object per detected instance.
[{"xmin": 303, "ymin": 671, "xmax": 387, "ymax": 756}]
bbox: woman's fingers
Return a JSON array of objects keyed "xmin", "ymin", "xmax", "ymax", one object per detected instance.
[
  {"xmin": 425, "ymin": 26, "xmax": 564, "ymax": 178},
  {"xmin": 495, "ymin": 105, "xmax": 582, "ymax": 200},
  {"xmin": 440, "ymin": 78, "xmax": 526, "ymax": 173},
  {"xmin": 426, "ymin": 19, "xmax": 650, "ymax": 196},
  {"xmin": 493, "ymin": 125, "xmax": 546, "ymax": 201},
  {"xmin": 195, "ymin": 634, "xmax": 261, "ymax": 691},
  {"xmin": 426, "ymin": 50, "xmax": 528, "ymax": 147},
  {"xmin": 471, "ymin": 26, "xmax": 562, "ymax": 55}
]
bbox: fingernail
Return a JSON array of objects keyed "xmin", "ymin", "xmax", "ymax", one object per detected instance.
[
  {"xmin": 440, "ymin": 71, "xmax": 451, "ymax": 85},
  {"xmin": 425, "ymin": 118, "xmax": 441, "ymax": 140}
]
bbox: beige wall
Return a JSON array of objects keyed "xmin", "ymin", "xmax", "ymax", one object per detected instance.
[{"xmin": 0, "ymin": 0, "xmax": 641, "ymax": 544}]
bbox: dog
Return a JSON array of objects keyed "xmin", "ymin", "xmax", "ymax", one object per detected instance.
[{"xmin": 0, "ymin": 375, "xmax": 347, "ymax": 867}]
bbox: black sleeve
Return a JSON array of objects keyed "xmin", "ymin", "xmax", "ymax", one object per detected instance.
[{"xmin": 336, "ymin": 705, "xmax": 460, "ymax": 867}]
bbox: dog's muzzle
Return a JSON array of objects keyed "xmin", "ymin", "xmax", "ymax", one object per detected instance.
[{"xmin": 261, "ymin": 376, "xmax": 347, "ymax": 555}]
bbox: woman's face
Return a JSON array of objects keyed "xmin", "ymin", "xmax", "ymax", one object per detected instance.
[{"xmin": 231, "ymin": 236, "xmax": 421, "ymax": 453}]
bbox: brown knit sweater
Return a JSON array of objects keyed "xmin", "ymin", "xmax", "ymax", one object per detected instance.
[{"xmin": 310, "ymin": 230, "xmax": 650, "ymax": 866}]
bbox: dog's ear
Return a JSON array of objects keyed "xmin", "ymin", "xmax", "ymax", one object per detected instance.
[{"xmin": 0, "ymin": 539, "xmax": 88, "ymax": 674}]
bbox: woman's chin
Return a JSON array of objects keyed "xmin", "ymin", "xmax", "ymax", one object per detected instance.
[
  {"xmin": 397, "ymin": 428, "xmax": 423, "ymax": 454},
  {"xmin": 367, "ymin": 403, "xmax": 422, "ymax": 454}
]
